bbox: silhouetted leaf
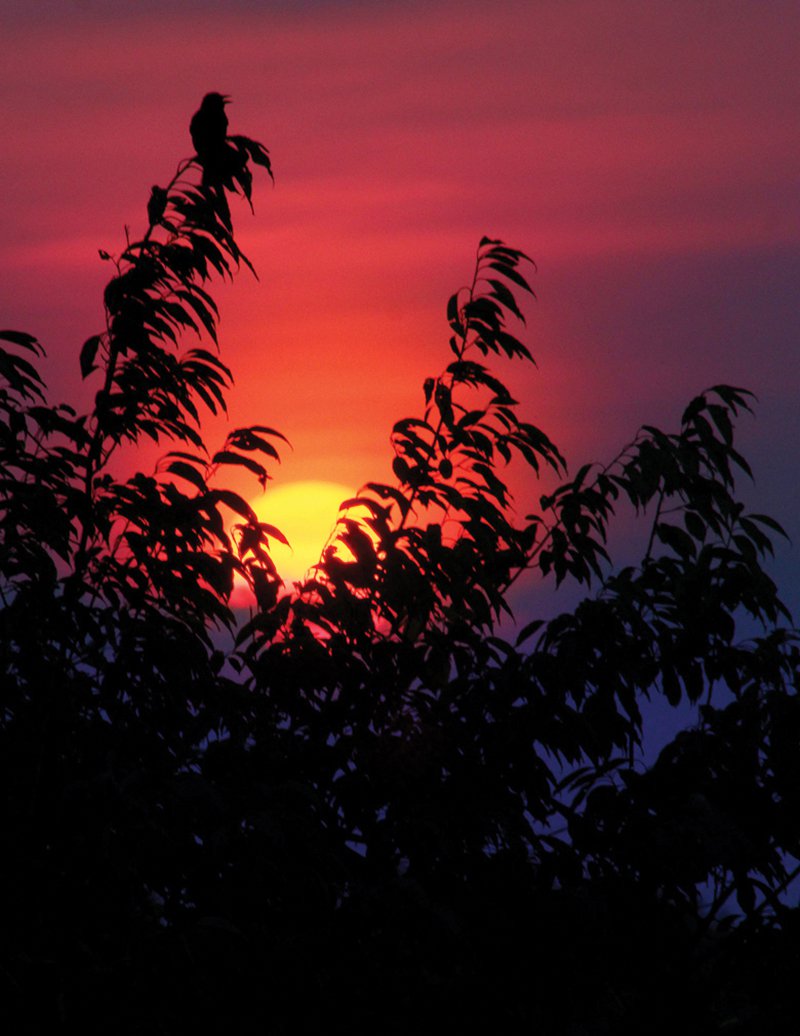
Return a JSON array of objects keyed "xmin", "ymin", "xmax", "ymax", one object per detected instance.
[
  {"xmin": 165, "ymin": 460, "xmax": 207, "ymax": 492},
  {"xmin": 656, "ymin": 522, "xmax": 697, "ymax": 559},
  {"xmin": 80, "ymin": 335, "xmax": 102, "ymax": 378},
  {"xmin": 212, "ymin": 450, "xmax": 268, "ymax": 484},
  {"xmin": 0, "ymin": 329, "xmax": 42, "ymax": 350},
  {"xmin": 258, "ymin": 522, "xmax": 290, "ymax": 547}
]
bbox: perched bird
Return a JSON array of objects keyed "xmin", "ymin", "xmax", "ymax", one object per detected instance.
[
  {"xmin": 147, "ymin": 184, "xmax": 168, "ymax": 227},
  {"xmin": 190, "ymin": 92, "xmax": 230, "ymax": 185}
]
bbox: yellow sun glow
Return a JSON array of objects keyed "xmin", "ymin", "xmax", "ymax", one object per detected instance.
[{"xmin": 250, "ymin": 480, "xmax": 355, "ymax": 584}]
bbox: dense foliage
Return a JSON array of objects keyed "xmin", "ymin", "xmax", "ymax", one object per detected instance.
[{"xmin": 2, "ymin": 96, "xmax": 798, "ymax": 1033}]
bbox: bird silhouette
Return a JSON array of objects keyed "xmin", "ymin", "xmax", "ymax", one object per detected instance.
[
  {"xmin": 147, "ymin": 185, "xmax": 168, "ymax": 227},
  {"xmin": 190, "ymin": 92, "xmax": 230, "ymax": 186}
]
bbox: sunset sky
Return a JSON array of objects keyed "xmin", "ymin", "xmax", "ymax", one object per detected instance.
[{"xmin": 2, "ymin": 0, "xmax": 799, "ymax": 611}]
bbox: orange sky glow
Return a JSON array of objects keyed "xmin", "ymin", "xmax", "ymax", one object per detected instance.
[{"xmin": 2, "ymin": 0, "xmax": 799, "ymax": 613}]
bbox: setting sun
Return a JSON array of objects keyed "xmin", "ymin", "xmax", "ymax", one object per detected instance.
[{"xmin": 249, "ymin": 480, "xmax": 354, "ymax": 585}]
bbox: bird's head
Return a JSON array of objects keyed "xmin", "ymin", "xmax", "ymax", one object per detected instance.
[{"xmin": 201, "ymin": 92, "xmax": 230, "ymax": 111}]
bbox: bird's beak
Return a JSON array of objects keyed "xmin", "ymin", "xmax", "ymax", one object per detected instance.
[{"xmin": 222, "ymin": 95, "xmax": 231, "ymax": 105}]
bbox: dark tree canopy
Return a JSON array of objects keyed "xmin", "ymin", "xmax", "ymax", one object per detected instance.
[{"xmin": 1, "ymin": 96, "xmax": 798, "ymax": 1034}]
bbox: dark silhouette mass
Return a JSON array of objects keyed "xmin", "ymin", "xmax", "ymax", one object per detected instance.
[
  {"xmin": 0, "ymin": 93, "xmax": 798, "ymax": 1034},
  {"xmin": 191, "ymin": 91, "xmax": 229, "ymax": 154},
  {"xmin": 147, "ymin": 184, "xmax": 168, "ymax": 227},
  {"xmin": 190, "ymin": 91, "xmax": 231, "ymax": 186}
]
